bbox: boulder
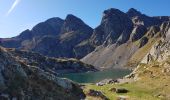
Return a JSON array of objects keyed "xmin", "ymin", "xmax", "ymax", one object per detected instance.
[
  {"xmin": 109, "ymin": 87, "xmax": 129, "ymax": 93},
  {"xmin": 117, "ymin": 95, "xmax": 129, "ymax": 100},
  {"xmin": 87, "ymin": 89, "xmax": 108, "ymax": 100},
  {"xmin": 96, "ymin": 82, "xmax": 105, "ymax": 86},
  {"xmin": 116, "ymin": 88, "xmax": 129, "ymax": 93},
  {"xmin": 109, "ymin": 87, "xmax": 116, "ymax": 92},
  {"xmin": 96, "ymin": 79, "xmax": 118, "ymax": 86}
]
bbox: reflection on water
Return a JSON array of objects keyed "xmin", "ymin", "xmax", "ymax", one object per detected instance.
[{"xmin": 59, "ymin": 69, "xmax": 131, "ymax": 83}]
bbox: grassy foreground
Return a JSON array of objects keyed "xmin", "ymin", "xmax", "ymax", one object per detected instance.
[
  {"xmin": 84, "ymin": 82, "xmax": 160, "ymax": 100},
  {"xmin": 83, "ymin": 62, "xmax": 170, "ymax": 100}
]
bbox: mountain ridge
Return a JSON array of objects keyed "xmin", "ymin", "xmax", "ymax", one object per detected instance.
[{"xmin": 1, "ymin": 8, "xmax": 170, "ymax": 70}]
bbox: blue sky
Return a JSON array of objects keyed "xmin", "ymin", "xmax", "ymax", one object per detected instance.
[{"xmin": 0, "ymin": 0, "xmax": 170, "ymax": 38}]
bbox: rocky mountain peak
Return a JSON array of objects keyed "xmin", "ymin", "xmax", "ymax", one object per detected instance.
[
  {"xmin": 91, "ymin": 8, "xmax": 133, "ymax": 46},
  {"xmin": 103, "ymin": 8, "xmax": 123, "ymax": 17},
  {"xmin": 127, "ymin": 8, "xmax": 142, "ymax": 18},
  {"xmin": 45, "ymin": 17, "xmax": 64, "ymax": 31},
  {"xmin": 102, "ymin": 8, "xmax": 127, "ymax": 23},
  {"xmin": 46, "ymin": 17, "xmax": 64, "ymax": 23},
  {"xmin": 61, "ymin": 14, "xmax": 92, "ymax": 33},
  {"xmin": 31, "ymin": 17, "xmax": 64, "ymax": 37},
  {"xmin": 65, "ymin": 14, "xmax": 81, "ymax": 21},
  {"xmin": 127, "ymin": 8, "xmax": 163, "ymax": 27},
  {"xmin": 16, "ymin": 29, "xmax": 32, "ymax": 40}
]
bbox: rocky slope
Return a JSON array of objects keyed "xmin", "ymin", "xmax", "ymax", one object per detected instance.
[
  {"xmin": 84, "ymin": 25, "xmax": 170, "ymax": 100},
  {"xmin": 124, "ymin": 25, "xmax": 170, "ymax": 99},
  {"xmin": 0, "ymin": 46, "xmax": 88, "ymax": 100},
  {"xmin": 90, "ymin": 8, "xmax": 133, "ymax": 46},
  {"xmin": 5, "ymin": 48, "xmax": 96, "ymax": 75},
  {"xmin": 129, "ymin": 22, "xmax": 170, "ymax": 79},
  {"xmin": 0, "ymin": 14, "xmax": 93, "ymax": 59},
  {"xmin": 82, "ymin": 8, "xmax": 170, "ymax": 69},
  {"xmin": 1, "ymin": 8, "xmax": 170, "ymax": 70}
]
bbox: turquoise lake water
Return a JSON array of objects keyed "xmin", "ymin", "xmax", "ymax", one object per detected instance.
[{"xmin": 59, "ymin": 69, "xmax": 131, "ymax": 83}]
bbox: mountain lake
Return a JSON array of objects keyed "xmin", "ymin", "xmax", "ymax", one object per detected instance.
[{"xmin": 59, "ymin": 68, "xmax": 131, "ymax": 83}]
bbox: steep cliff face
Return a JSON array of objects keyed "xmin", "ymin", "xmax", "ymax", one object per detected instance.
[
  {"xmin": 0, "ymin": 47, "xmax": 86, "ymax": 100},
  {"xmin": 90, "ymin": 8, "xmax": 133, "ymax": 46}
]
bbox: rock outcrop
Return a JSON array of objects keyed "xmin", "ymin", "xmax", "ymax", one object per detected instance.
[
  {"xmin": 139, "ymin": 37, "xmax": 148, "ymax": 48},
  {"xmin": 131, "ymin": 25, "xmax": 147, "ymax": 42},
  {"xmin": 125, "ymin": 25, "xmax": 170, "ymax": 100},
  {"xmin": 0, "ymin": 46, "xmax": 86, "ymax": 100},
  {"xmin": 7, "ymin": 48, "xmax": 96, "ymax": 75}
]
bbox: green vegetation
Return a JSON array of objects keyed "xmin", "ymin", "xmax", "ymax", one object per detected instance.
[
  {"xmin": 84, "ymin": 56, "xmax": 170, "ymax": 100},
  {"xmin": 127, "ymin": 37, "xmax": 160, "ymax": 68},
  {"xmin": 84, "ymin": 82, "xmax": 160, "ymax": 100}
]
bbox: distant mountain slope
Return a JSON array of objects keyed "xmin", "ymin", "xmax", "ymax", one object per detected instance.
[
  {"xmin": 6, "ymin": 48, "xmax": 96, "ymax": 75},
  {"xmin": 1, "ymin": 8, "xmax": 170, "ymax": 69},
  {"xmin": 0, "ymin": 15, "xmax": 93, "ymax": 59},
  {"xmin": 82, "ymin": 8, "xmax": 170, "ymax": 69},
  {"xmin": 84, "ymin": 26, "xmax": 170, "ymax": 100},
  {"xmin": 0, "ymin": 46, "xmax": 87, "ymax": 100}
]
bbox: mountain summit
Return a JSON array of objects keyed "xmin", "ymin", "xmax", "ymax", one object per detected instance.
[
  {"xmin": 91, "ymin": 8, "xmax": 133, "ymax": 46},
  {"xmin": 127, "ymin": 8, "xmax": 142, "ymax": 18},
  {"xmin": 1, "ymin": 8, "xmax": 170, "ymax": 69},
  {"xmin": 0, "ymin": 14, "xmax": 93, "ymax": 59}
]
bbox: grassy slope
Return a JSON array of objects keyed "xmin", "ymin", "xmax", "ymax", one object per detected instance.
[
  {"xmin": 127, "ymin": 37, "xmax": 159, "ymax": 68},
  {"xmin": 83, "ymin": 33, "xmax": 168, "ymax": 100},
  {"xmin": 84, "ymin": 59, "xmax": 170, "ymax": 100},
  {"xmin": 84, "ymin": 83, "xmax": 160, "ymax": 100},
  {"xmin": 84, "ymin": 45, "xmax": 170, "ymax": 100}
]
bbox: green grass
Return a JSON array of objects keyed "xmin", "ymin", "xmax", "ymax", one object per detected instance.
[
  {"xmin": 84, "ymin": 59, "xmax": 170, "ymax": 100},
  {"xmin": 84, "ymin": 82, "xmax": 160, "ymax": 100},
  {"xmin": 83, "ymin": 35, "xmax": 170, "ymax": 100},
  {"xmin": 127, "ymin": 37, "xmax": 160, "ymax": 68},
  {"xmin": 84, "ymin": 58, "xmax": 170, "ymax": 100}
]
